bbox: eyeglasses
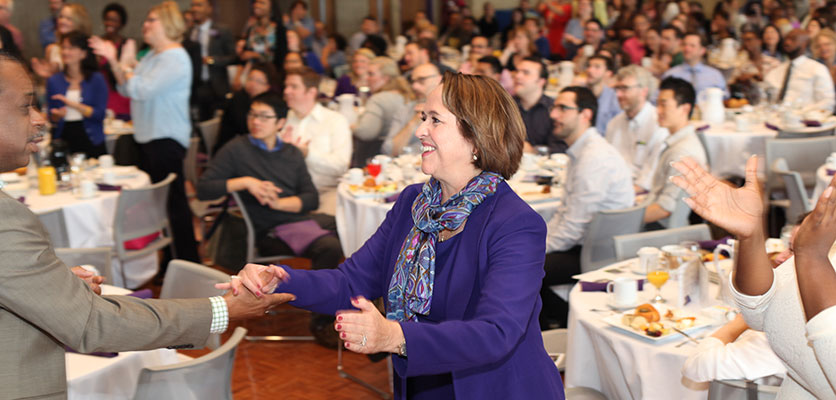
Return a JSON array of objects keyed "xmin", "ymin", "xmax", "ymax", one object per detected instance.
[
  {"xmin": 247, "ymin": 112, "xmax": 278, "ymax": 121},
  {"xmin": 410, "ymin": 74, "xmax": 439, "ymax": 84},
  {"xmin": 552, "ymin": 104, "xmax": 578, "ymax": 112},
  {"xmin": 614, "ymin": 84, "xmax": 639, "ymax": 92}
]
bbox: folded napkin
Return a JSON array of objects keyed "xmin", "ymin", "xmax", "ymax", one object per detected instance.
[
  {"xmin": 384, "ymin": 192, "xmax": 400, "ymax": 203},
  {"xmin": 123, "ymin": 232, "xmax": 161, "ymax": 250},
  {"xmin": 16, "ymin": 196, "xmax": 24, "ymax": 203},
  {"xmin": 695, "ymin": 124, "xmax": 710, "ymax": 132},
  {"xmin": 826, "ymin": 168, "xmax": 836, "ymax": 176},
  {"xmin": 580, "ymin": 280, "xmax": 644, "ymax": 292},
  {"xmin": 126, "ymin": 289, "xmax": 153, "ymax": 299},
  {"xmin": 764, "ymin": 122, "xmax": 779, "ymax": 131},
  {"xmin": 803, "ymin": 119, "xmax": 822, "ymax": 127},
  {"xmin": 96, "ymin": 183, "xmax": 122, "ymax": 191},
  {"xmin": 698, "ymin": 236, "xmax": 733, "ymax": 251},
  {"xmin": 271, "ymin": 219, "xmax": 333, "ymax": 255}
]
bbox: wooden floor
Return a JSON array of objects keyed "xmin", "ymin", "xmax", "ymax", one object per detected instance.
[{"xmin": 141, "ymin": 257, "xmax": 392, "ymax": 400}]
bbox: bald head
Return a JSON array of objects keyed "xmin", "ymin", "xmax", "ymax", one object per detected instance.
[
  {"xmin": 784, "ymin": 29, "xmax": 810, "ymax": 58},
  {"xmin": 410, "ymin": 63, "xmax": 441, "ymax": 98}
]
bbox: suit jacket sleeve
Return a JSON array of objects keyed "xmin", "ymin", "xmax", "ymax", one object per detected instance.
[{"xmin": 0, "ymin": 194, "xmax": 212, "ymax": 352}]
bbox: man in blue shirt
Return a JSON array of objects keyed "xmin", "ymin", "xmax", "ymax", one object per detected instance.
[
  {"xmin": 662, "ymin": 33, "xmax": 729, "ymax": 98},
  {"xmin": 38, "ymin": 0, "xmax": 64, "ymax": 49},
  {"xmin": 586, "ymin": 54, "xmax": 621, "ymax": 135}
]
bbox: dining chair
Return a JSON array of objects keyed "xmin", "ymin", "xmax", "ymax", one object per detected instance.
[
  {"xmin": 707, "ymin": 379, "xmax": 779, "ymax": 400},
  {"xmin": 777, "ymin": 125, "xmax": 835, "ymax": 139},
  {"xmin": 160, "ymin": 259, "xmax": 229, "ymax": 350},
  {"xmin": 55, "ymin": 247, "xmax": 114, "ymax": 287},
  {"xmin": 579, "ymin": 204, "xmax": 648, "ymax": 273},
  {"xmin": 765, "ymin": 136, "xmax": 836, "ymax": 194},
  {"xmin": 132, "ymin": 326, "xmax": 246, "ymax": 400},
  {"xmin": 565, "ymin": 387, "xmax": 608, "ymax": 400},
  {"xmin": 197, "ymin": 117, "xmax": 222, "ymax": 161},
  {"xmin": 37, "ymin": 208, "xmax": 70, "ymax": 248},
  {"xmin": 184, "ymin": 136, "xmax": 233, "ymax": 238},
  {"xmin": 229, "ymin": 191, "xmax": 312, "ymax": 342},
  {"xmin": 337, "ymin": 343, "xmax": 394, "ymax": 399},
  {"xmin": 113, "ymin": 173, "xmax": 177, "ymax": 288},
  {"xmin": 612, "ymin": 224, "xmax": 712, "ymax": 261},
  {"xmin": 772, "ymin": 158, "xmax": 813, "ymax": 224},
  {"xmin": 541, "ymin": 328, "xmax": 567, "ymax": 372}
]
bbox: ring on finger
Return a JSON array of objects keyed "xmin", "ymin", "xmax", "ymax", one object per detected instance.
[
  {"xmin": 230, "ymin": 275, "xmax": 240, "ymax": 280},
  {"xmin": 360, "ymin": 334, "xmax": 367, "ymax": 347}
]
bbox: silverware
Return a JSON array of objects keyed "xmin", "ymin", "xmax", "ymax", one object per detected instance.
[{"xmin": 672, "ymin": 327, "xmax": 701, "ymax": 345}]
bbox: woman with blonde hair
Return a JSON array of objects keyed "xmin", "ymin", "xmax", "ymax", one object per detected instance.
[
  {"xmin": 32, "ymin": 3, "xmax": 92, "ymax": 78},
  {"xmin": 352, "ymin": 56, "xmax": 415, "ymax": 166},
  {"xmin": 334, "ymin": 48, "xmax": 374, "ymax": 96},
  {"xmin": 500, "ymin": 26, "xmax": 538, "ymax": 71},
  {"xmin": 90, "ymin": 1, "xmax": 200, "ymax": 268}
]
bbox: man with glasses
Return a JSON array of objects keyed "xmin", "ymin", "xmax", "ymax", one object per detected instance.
[
  {"xmin": 572, "ymin": 19, "xmax": 605, "ymax": 70},
  {"xmin": 383, "ymin": 63, "xmax": 441, "ymax": 156},
  {"xmin": 539, "ymin": 86, "xmax": 634, "ymax": 329},
  {"xmin": 458, "ymin": 35, "xmax": 493, "ymax": 75},
  {"xmin": 514, "ymin": 56, "xmax": 566, "ymax": 153},
  {"xmin": 606, "ymin": 65, "xmax": 668, "ymax": 192},
  {"xmin": 197, "ymin": 90, "xmax": 344, "ymax": 348},
  {"xmin": 282, "ymin": 67, "xmax": 351, "ymax": 216}
]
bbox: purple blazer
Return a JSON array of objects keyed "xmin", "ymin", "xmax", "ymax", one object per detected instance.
[{"xmin": 280, "ymin": 181, "xmax": 564, "ymax": 399}]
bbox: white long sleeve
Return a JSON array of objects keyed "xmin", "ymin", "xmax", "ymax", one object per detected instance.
[{"xmin": 681, "ymin": 331, "xmax": 786, "ymax": 382}]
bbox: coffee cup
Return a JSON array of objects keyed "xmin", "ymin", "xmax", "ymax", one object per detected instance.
[
  {"xmin": 607, "ymin": 277, "xmax": 639, "ymax": 308},
  {"xmin": 346, "ymin": 168, "xmax": 364, "ymax": 185},
  {"xmin": 637, "ymin": 247, "xmax": 660, "ymax": 274},
  {"xmin": 101, "ymin": 169, "xmax": 117, "ymax": 185},
  {"xmin": 735, "ymin": 114, "xmax": 750, "ymax": 132},
  {"xmin": 99, "ymin": 155, "xmax": 115, "ymax": 169},
  {"xmin": 79, "ymin": 179, "xmax": 96, "ymax": 198}
]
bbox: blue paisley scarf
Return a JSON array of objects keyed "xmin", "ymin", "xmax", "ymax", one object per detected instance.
[{"xmin": 385, "ymin": 171, "xmax": 503, "ymax": 322}]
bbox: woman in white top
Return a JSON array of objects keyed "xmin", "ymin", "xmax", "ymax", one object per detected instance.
[
  {"xmin": 671, "ymin": 155, "xmax": 836, "ymax": 399},
  {"xmin": 351, "ymin": 56, "xmax": 414, "ymax": 167}
]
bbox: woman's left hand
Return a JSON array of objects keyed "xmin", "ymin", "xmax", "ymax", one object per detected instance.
[
  {"xmin": 51, "ymin": 94, "xmax": 67, "ymax": 104},
  {"xmin": 793, "ymin": 177, "xmax": 836, "ymax": 260},
  {"xmin": 89, "ymin": 36, "xmax": 117, "ymax": 64},
  {"xmin": 336, "ymin": 296, "xmax": 404, "ymax": 354}
]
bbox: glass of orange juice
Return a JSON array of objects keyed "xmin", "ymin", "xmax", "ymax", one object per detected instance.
[{"xmin": 647, "ymin": 259, "xmax": 669, "ymax": 304}]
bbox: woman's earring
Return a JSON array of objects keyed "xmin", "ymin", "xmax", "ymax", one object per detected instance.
[{"xmin": 472, "ymin": 153, "xmax": 478, "ymax": 161}]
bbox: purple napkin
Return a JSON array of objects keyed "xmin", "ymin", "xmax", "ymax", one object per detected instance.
[
  {"xmin": 695, "ymin": 124, "xmax": 710, "ymax": 132},
  {"xmin": 126, "ymin": 289, "xmax": 153, "ymax": 299},
  {"xmin": 827, "ymin": 169, "xmax": 836, "ymax": 176},
  {"xmin": 96, "ymin": 183, "xmax": 122, "ymax": 191},
  {"xmin": 764, "ymin": 122, "xmax": 779, "ymax": 131},
  {"xmin": 384, "ymin": 192, "xmax": 400, "ymax": 203},
  {"xmin": 698, "ymin": 236, "xmax": 733, "ymax": 251},
  {"xmin": 271, "ymin": 219, "xmax": 332, "ymax": 255},
  {"xmin": 580, "ymin": 280, "xmax": 644, "ymax": 292},
  {"xmin": 803, "ymin": 120, "xmax": 823, "ymax": 127},
  {"xmin": 65, "ymin": 346, "xmax": 118, "ymax": 358},
  {"xmin": 17, "ymin": 196, "xmax": 24, "ymax": 203}
]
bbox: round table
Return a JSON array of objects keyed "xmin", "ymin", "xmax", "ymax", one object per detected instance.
[
  {"xmin": 700, "ymin": 121, "xmax": 776, "ymax": 178},
  {"xmin": 564, "ymin": 259, "xmax": 726, "ymax": 400},
  {"xmin": 27, "ymin": 166, "xmax": 156, "ymax": 288},
  {"xmin": 335, "ymin": 180, "xmax": 563, "ymax": 257}
]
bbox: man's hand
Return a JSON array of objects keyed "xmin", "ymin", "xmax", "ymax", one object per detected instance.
[
  {"xmin": 245, "ymin": 177, "xmax": 282, "ymax": 205},
  {"xmin": 71, "ymin": 266, "xmax": 104, "ymax": 295},
  {"xmin": 223, "ymin": 287, "xmax": 296, "ymax": 321}
]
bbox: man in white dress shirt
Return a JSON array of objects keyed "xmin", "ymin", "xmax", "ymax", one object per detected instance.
[
  {"xmin": 606, "ymin": 65, "xmax": 668, "ymax": 192},
  {"xmin": 539, "ymin": 86, "xmax": 634, "ymax": 329},
  {"xmin": 644, "ymin": 77, "xmax": 707, "ymax": 227},
  {"xmin": 764, "ymin": 29, "xmax": 835, "ymax": 112},
  {"xmin": 282, "ymin": 67, "xmax": 352, "ymax": 215}
]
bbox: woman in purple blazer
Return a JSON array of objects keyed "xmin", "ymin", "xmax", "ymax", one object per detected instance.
[{"xmin": 225, "ymin": 72, "xmax": 564, "ymax": 399}]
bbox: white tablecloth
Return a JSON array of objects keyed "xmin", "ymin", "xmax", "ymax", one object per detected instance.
[
  {"xmin": 66, "ymin": 285, "xmax": 185, "ymax": 400},
  {"xmin": 564, "ymin": 260, "xmax": 724, "ymax": 400},
  {"xmin": 700, "ymin": 121, "xmax": 776, "ymax": 178},
  {"xmin": 335, "ymin": 182, "xmax": 563, "ymax": 257},
  {"xmin": 28, "ymin": 166, "xmax": 157, "ymax": 288}
]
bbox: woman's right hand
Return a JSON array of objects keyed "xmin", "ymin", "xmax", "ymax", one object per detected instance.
[
  {"xmin": 245, "ymin": 177, "xmax": 282, "ymax": 205},
  {"xmin": 215, "ymin": 263, "xmax": 290, "ymax": 297},
  {"xmin": 49, "ymin": 107, "xmax": 67, "ymax": 122},
  {"xmin": 670, "ymin": 156, "xmax": 764, "ymax": 239},
  {"xmin": 88, "ymin": 36, "xmax": 117, "ymax": 64}
]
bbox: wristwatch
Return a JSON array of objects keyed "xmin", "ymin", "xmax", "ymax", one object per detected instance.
[{"xmin": 397, "ymin": 340, "xmax": 407, "ymax": 358}]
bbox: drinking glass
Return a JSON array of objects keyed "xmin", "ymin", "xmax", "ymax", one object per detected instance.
[
  {"xmin": 366, "ymin": 159, "xmax": 382, "ymax": 178},
  {"xmin": 646, "ymin": 258, "xmax": 670, "ymax": 304}
]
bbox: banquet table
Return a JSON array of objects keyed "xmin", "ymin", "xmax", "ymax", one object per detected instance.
[
  {"xmin": 66, "ymin": 285, "xmax": 185, "ymax": 400},
  {"xmin": 699, "ymin": 120, "xmax": 776, "ymax": 178},
  {"xmin": 564, "ymin": 259, "xmax": 726, "ymax": 400},
  {"xmin": 27, "ymin": 166, "xmax": 157, "ymax": 288},
  {"xmin": 335, "ymin": 180, "xmax": 563, "ymax": 256},
  {"xmin": 103, "ymin": 120, "xmax": 134, "ymax": 155}
]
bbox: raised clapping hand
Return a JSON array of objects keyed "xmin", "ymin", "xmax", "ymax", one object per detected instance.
[
  {"xmin": 88, "ymin": 36, "xmax": 118, "ymax": 64},
  {"xmin": 793, "ymin": 176, "xmax": 836, "ymax": 261},
  {"xmin": 670, "ymin": 155, "xmax": 764, "ymax": 239}
]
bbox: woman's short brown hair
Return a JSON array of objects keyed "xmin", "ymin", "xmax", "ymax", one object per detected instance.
[
  {"xmin": 150, "ymin": 1, "xmax": 186, "ymax": 42},
  {"xmin": 440, "ymin": 71, "xmax": 525, "ymax": 179}
]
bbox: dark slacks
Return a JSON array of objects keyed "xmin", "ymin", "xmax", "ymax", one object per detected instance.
[
  {"xmin": 137, "ymin": 138, "xmax": 200, "ymax": 268},
  {"xmin": 539, "ymin": 245, "xmax": 582, "ymax": 329}
]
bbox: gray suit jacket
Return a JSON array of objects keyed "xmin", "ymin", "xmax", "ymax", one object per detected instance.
[{"xmin": 0, "ymin": 191, "xmax": 212, "ymax": 400}]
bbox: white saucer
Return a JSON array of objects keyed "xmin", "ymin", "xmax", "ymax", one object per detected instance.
[{"xmin": 608, "ymin": 300, "xmax": 638, "ymax": 311}]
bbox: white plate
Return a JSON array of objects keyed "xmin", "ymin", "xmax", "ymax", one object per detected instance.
[{"xmin": 601, "ymin": 306, "xmax": 715, "ymax": 343}]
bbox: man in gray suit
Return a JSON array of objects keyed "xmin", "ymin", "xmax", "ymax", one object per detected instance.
[{"xmin": 0, "ymin": 54, "xmax": 293, "ymax": 399}]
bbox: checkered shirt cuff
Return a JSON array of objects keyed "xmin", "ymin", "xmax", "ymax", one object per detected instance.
[{"xmin": 208, "ymin": 296, "xmax": 229, "ymax": 334}]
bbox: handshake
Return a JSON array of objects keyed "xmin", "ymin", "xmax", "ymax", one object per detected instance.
[{"xmin": 218, "ymin": 264, "xmax": 292, "ymax": 321}]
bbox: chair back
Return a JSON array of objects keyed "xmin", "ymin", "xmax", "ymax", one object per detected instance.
[
  {"xmin": 197, "ymin": 117, "xmax": 221, "ymax": 160},
  {"xmin": 229, "ymin": 191, "xmax": 290, "ymax": 264},
  {"xmin": 113, "ymin": 173, "xmax": 176, "ymax": 260},
  {"xmin": 613, "ymin": 224, "xmax": 712, "ymax": 260},
  {"xmin": 707, "ymin": 379, "xmax": 779, "ymax": 400},
  {"xmin": 580, "ymin": 204, "xmax": 647, "ymax": 273},
  {"xmin": 541, "ymin": 328, "xmax": 567, "ymax": 372},
  {"xmin": 37, "ymin": 208, "xmax": 70, "ymax": 248},
  {"xmin": 132, "ymin": 326, "xmax": 246, "ymax": 400},
  {"xmin": 777, "ymin": 126, "xmax": 835, "ymax": 139},
  {"xmin": 183, "ymin": 137, "xmax": 200, "ymax": 190},
  {"xmin": 160, "ymin": 259, "xmax": 229, "ymax": 349},
  {"xmin": 772, "ymin": 158, "xmax": 813, "ymax": 223},
  {"xmin": 55, "ymin": 247, "xmax": 113, "ymax": 285},
  {"xmin": 765, "ymin": 136, "xmax": 836, "ymax": 193}
]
